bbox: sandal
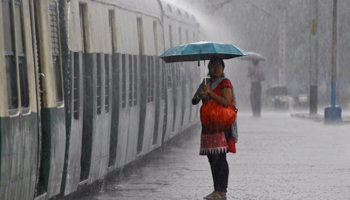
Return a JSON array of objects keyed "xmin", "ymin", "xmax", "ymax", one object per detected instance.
[
  {"xmin": 203, "ymin": 191, "xmax": 216, "ymax": 199},
  {"xmin": 203, "ymin": 191, "xmax": 227, "ymax": 199}
]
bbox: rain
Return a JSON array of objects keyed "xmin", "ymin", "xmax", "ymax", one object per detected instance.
[
  {"xmin": 52, "ymin": 1, "xmax": 350, "ymax": 199},
  {"xmin": 170, "ymin": 0, "xmax": 350, "ymax": 113},
  {"xmin": 3, "ymin": 0, "xmax": 350, "ymax": 200}
]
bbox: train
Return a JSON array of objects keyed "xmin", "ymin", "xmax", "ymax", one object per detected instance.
[{"xmin": 0, "ymin": 0, "xmax": 202, "ymax": 199}]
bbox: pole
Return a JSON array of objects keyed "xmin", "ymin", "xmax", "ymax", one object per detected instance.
[
  {"xmin": 331, "ymin": 0, "xmax": 337, "ymax": 107},
  {"xmin": 324, "ymin": 0, "xmax": 341, "ymax": 123},
  {"xmin": 309, "ymin": 0, "xmax": 318, "ymax": 114},
  {"xmin": 279, "ymin": 12, "xmax": 285, "ymax": 85}
]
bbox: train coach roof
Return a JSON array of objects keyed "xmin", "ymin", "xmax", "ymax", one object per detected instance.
[
  {"xmin": 159, "ymin": 0, "xmax": 198, "ymax": 25},
  {"xmin": 101, "ymin": 0, "xmax": 162, "ymax": 19}
]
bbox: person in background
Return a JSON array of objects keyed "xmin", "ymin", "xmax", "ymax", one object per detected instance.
[
  {"xmin": 192, "ymin": 56, "xmax": 237, "ymax": 199},
  {"xmin": 247, "ymin": 60, "xmax": 265, "ymax": 117}
]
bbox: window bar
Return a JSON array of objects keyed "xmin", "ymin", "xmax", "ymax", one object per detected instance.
[
  {"xmin": 73, "ymin": 52, "xmax": 80, "ymax": 119},
  {"xmin": 105, "ymin": 54, "xmax": 109, "ymax": 112},
  {"xmin": 133, "ymin": 55, "xmax": 137, "ymax": 105},
  {"xmin": 121, "ymin": 54, "xmax": 126, "ymax": 108},
  {"xmin": 129, "ymin": 55, "xmax": 133, "ymax": 107},
  {"xmin": 96, "ymin": 54, "xmax": 101, "ymax": 114}
]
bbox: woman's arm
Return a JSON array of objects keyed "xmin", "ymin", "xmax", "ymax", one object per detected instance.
[
  {"xmin": 192, "ymin": 85, "xmax": 206, "ymax": 105},
  {"xmin": 204, "ymin": 84, "xmax": 232, "ymax": 107}
]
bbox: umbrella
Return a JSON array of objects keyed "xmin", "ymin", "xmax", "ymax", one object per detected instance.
[
  {"xmin": 265, "ymin": 85, "xmax": 288, "ymax": 96},
  {"xmin": 239, "ymin": 51, "xmax": 266, "ymax": 61},
  {"xmin": 160, "ymin": 41, "xmax": 249, "ymax": 66}
]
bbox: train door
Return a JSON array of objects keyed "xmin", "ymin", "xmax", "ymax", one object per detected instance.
[
  {"xmin": 0, "ymin": 0, "xmax": 38, "ymax": 199},
  {"xmin": 32, "ymin": 0, "xmax": 66, "ymax": 198},
  {"xmin": 108, "ymin": 9, "xmax": 118, "ymax": 168},
  {"xmin": 78, "ymin": 3, "xmax": 92, "ymax": 183},
  {"xmin": 137, "ymin": 17, "xmax": 146, "ymax": 154},
  {"xmin": 161, "ymin": 61, "xmax": 168, "ymax": 143}
]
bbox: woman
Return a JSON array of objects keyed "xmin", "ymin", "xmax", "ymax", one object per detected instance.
[{"xmin": 192, "ymin": 56, "xmax": 237, "ymax": 199}]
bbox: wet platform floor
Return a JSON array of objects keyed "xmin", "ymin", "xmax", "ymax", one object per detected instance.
[{"xmin": 55, "ymin": 112, "xmax": 350, "ymax": 200}]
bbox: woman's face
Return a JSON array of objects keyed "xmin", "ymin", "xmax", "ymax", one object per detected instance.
[{"xmin": 209, "ymin": 60, "xmax": 224, "ymax": 77}]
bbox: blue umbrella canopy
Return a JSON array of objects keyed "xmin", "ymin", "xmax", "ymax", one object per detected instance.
[
  {"xmin": 239, "ymin": 51, "xmax": 266, "ymax": 61},
  {"xmin": 160, "ymin": 41, "xmax": 249, "ymax": 66}
]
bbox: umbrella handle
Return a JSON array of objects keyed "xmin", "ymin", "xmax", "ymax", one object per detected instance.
[
  {"xmin": 198, "ymin": 50, "xmax": 201, "ymax": 67},
  {"xmin": 204, "ymin": 69, "xmax": 206, "ymax": 85}
]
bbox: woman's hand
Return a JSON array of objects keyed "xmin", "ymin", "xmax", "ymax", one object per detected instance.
[
  {"xmin": 198, "ymin": 91, "xmax": 207, "ymax": 99},
  {"xmin": 192, "ymin": 84, "xmax": 207, "ymax": 105},
  {"xmin": 203, "ymin": 84, "xmax": 212, "ymax": 94}
]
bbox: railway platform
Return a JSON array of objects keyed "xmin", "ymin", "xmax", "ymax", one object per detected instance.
[{"xmin": 55, "ymin": 112, "xmax": 350, "ymax": 200}]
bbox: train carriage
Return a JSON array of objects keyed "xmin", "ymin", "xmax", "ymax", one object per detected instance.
[
  {"xmin": 0, "ymin": 0, "xmax": 68, "ymax": 199},
  {"xmin": 0, "ymin": 1, "xmax": 39, "ymax": 199},
  {"xmin": 160, "ymin": 1, "xmax": 200, "ymax": 141},
  {"xmin": 0, "ymin": 0, "xmax": 201, "ymax": 199}
]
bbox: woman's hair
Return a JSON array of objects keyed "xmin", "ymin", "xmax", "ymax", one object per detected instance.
[
  {"xmin": 208, "ymin": 56, "xmax": 225, "ymax": 69},
  {"xmin": 207, "ymin": 56, "xmax": 225, "ymax": 78}
]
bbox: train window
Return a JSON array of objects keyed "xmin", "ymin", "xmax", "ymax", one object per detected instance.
[
  {"xmin": 186, "ymin": 30, "xmax": 189, "ymax": 43},
  {"xmin": 176, "ymin": 65, "xmax": 179, "ymax": 87},
  {"xmin": 177, "ymin": 65, "xmax": 179, "ymax": 87},
  {"xmin": 3, "ymin": 1, "xmax": 14, "ymax": 53},
  {"xmin": 15, "ymin": 0, "xmax": 29, "ymax": 110},
  {"xmin": 167, "ymin": 4, "xmax": 172, "ymax": 13},
  {"xmin": 73, "ymin": 52, "xmax": 80, "ymax": 119},
  {"xmin": 161, "ymin": 64, "xmax": 165, "ymax": 100},
  {"xmin": 121, "ymin": 54, "xmax": 126, "ymax": 108},
  {"xmin": 133, "ymin": 55, "xmax": 137, "ymax": 105},
  {"xmin": 147, "ymin": 58, "xmax": 151, "ymax": 102},
  {"xmin": 14, "ymin": 2, "xmax": 24, "ymax": 53},
  {"xmin": 108, "ymin": 10, "xmax": 117, "ymax": 53},
  {"xmin": 136, "ymin": 17, "xmax": 143, "ymax": 104},
  {"xmin": 172, "ymin": 65, "xmax": 177, "ymax": 89},
  {"xmin": 128, "ymin": 55, "xmax": 133, "ymax": 107},
  {"xmin": 107, "ymin": 10, "xmax": 114, "ymax": 112},
  {"xmin": 49, "ymin": 2, "xmax": 64, "ymax": 105},
  {"xmin": 167, "ymin": 64, "xmax": 172, "ymax": 88},
  {"xmin": 3, "ymin": 0, "xmax": 18, "ymax": 110},
  {"xmin": 136, "ymin": 17, "xmax": 144, "ymax": 56},
  {"xmin": 147, "ymin": 57, "xmax": 154, "ymax": 103},
  {"xmin": 153, "ymin": 21, "xmax": 158, "ymax": 55},
  {"xmin": 185, "ymin": 68, "xmax": 189, "ymax": 84},
  {"xmin": 79, "ymin": 4, "xmax": 86, "ymax": 52},
  {"xmin": 149, "ymin": 57, "xmax": 154, "ymax": 102},
  {"xmin": 177, "ymin": 65, "xmax": 182, "ymax": 87},
  {"xmin": 150, "ymin": 57, "xmax": 154, "ymax": 102},
  {"xmin": 105, "ymin": 54, "xmax": 109, "ymax": 112},
  {"xmin": 3, "ymin": 0, "xmax": 30, "ymax": 112},
  {"xmin": 19, "ymin": 58, "xmax": 29, "ymax": 109},
  {"xmin": 178, "ymin": 27, "xmax": 182, "ymax": 44},
  {"xmin": 97, "ymin": 54, "xmax": 102, "ymax": 114},
  {"xmin": 169, "ymin": 24, "xmax": 173, "ymax": 47}
]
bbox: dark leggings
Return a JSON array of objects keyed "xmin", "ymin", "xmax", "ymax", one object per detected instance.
[{"xmin": 207, "ymin": 129, "xmax": 231, "ymax": 192}]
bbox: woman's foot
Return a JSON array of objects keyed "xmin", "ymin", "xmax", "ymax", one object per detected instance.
[
  {"xmin": 203, "ymin": 191, "xmax": 227, "ymax": 199},
  {"xmin": 203, "ymin": 191, "xmax": 216, "ymax": 199}
]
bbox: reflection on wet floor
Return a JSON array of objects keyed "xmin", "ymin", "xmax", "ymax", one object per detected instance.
[
  {"xmin": 55, "ymin": 112, "xmax": 350, "ymax": 200},
  {"xmin": 55, "ymin": 124, "xmax": 202, "ymax": 200}
]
